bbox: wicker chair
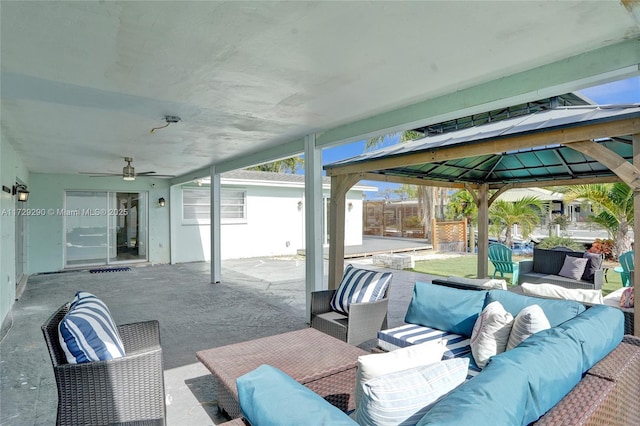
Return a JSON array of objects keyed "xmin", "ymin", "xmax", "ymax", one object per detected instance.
[
  {"xmin": 42, "ymin": 303, "xmax": 166, "ymax": 426},
  {"xmin": 310, "ymin": 285, "xmax": 390, "ymax": 346}
]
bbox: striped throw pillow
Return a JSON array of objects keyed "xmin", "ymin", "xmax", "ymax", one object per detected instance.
[
  {"xmin": 58, "ymin": 291, "xmax": 126, "ymax": 364},
  {"xmin": 356, "ymin": 357, "xmax": 469, "ymax": 426},
  {"xmin": 330, "ymin": 265, "xmax": 392, "ymax": 315}
]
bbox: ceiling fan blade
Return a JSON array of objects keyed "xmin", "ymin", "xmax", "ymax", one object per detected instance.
[
  {"xmin": 137, "ymin": 171, "xmax": 176, "ymax": 177},
  {"xmin": 79, "ymin": 172, "xmax": 121, "ymax": 176}
]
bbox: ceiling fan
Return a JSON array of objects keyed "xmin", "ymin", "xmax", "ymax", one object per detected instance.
[{"xmin": 80, "ymin": 157, "xmax": 175, "ymax": 181}]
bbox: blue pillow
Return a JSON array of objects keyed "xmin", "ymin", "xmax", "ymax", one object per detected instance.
[
  {"xmin": 58, "ymin": 291, "xmax": 125, "ymax": 364},
  {"xmin": 330, "ymin": 264, "xmax": 392, "ymax": 314},
  {"xmin": 237, "ymin": 365, "xmax": 357, "ymax": 426},
  {"xmin": 405, "ymin": 282, "xmax": 487, "ymax": 337},
  {"xmin": 485, "ymin": 289, "xmax": 585, "ymax": 327},
  {"xmin": 558, "ymin": 304, "xmax": 624, "ymax": 370}
]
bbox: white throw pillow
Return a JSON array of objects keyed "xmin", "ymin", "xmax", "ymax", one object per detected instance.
[
  {"xmin": 470, "ymin": 301, "xmax": 514, "ymax": 368},
  {"xmin": 356, "ymin": 358, "xmax": 469, "ymax": 426},
  {"xmin": 506, "ymin": 304, "xmax": 551, "ymax": 350},
  {"xmin": 354, "ymin": 339, "xmax": 446, "ymax": 408},
  {"xmin": 521, "ymin": 282, "xmax": 603, "ymax": 304}
]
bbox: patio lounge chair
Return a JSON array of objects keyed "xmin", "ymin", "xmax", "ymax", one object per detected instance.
[
  {"xmin": 310, "ymin": 266, "xmax": 392, "ymax": 346},
  {"xmin": 489, "ymin": 243, "xmax": 519, "ymax": 285},
  {"xmin": 42, "ymin": 303, "xmax": 166, "ymax": 425},
  {"xmin": 614, "ymin": 250, "xmax": 634, "ymax": 287}
]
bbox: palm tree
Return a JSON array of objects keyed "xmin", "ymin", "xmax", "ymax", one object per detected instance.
[
  {"xmin": 445, "ymin": 189, "xmax": 477, "ymax": 224},
  {"xmin": 563, "ymin": 183, "xmax": 633, "ymax": 259},
  {"xmin": 248, "ymin": 156, "xmax": 304, "ymax": 173},
  {"xmin": 489, "ymin": 196, "xmax": 543, "ymax": 248},
  {"xmin": 365, "ymin": 131, "xmax": 438, "ymax": 241}
]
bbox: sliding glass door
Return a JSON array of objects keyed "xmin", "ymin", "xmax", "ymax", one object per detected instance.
[{"xmin": 65, "ymin": 191, "xmax": 147, "ymax": 267}]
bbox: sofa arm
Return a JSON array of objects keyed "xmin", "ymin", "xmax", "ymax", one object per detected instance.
[
  {"xmin": 592, "ymin": 269, "xmax": 603, "ymax": 290},
  {"xmin": 310, "ymin": 290, "xmax": 336, "ymax": 316},
  {"xmin": 237, "ymin": 365, "xmax": 357, "ymax": 426},
  {"xmin": 519, "ymin": 260, "xmax": 534, "ymax": 274}
]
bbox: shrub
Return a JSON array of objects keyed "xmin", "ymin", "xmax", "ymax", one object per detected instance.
[
  {"xmin": 589, "ymin": 238, "xmax": 615, "ymax": 261},
  {"xmin": 536, "ymin": 236, "xmax": 584, "ymax": 252}
]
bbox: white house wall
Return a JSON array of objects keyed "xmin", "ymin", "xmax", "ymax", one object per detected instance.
[
  {"xmin": 171, "ymin": 183, "xmax": 366, "ymax": 262},
  {"xmin": 0, "ymin": 136, "xmax": 29, "ymax": 326}
]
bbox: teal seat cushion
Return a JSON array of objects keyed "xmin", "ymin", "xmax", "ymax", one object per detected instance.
[
  {"xmin": 237, "ymin": 364, "xmax": 356, "ymax": 426},
  {"xmin": 405, "ymin": 282, "xmax": 488, "ymax": 337},
  {"xmin": 485, "ymin": 289, "xmax": 585, "ymax": 327},
  {"xmin": 417, "ymin": 355, "xmax": 529, "ymax": 426},
  {"xmin": 558, "ymin": 304, "xmax": 624, "ymax": 370}
]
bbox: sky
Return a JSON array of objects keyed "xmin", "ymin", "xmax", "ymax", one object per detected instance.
[{"xmin": 319, "ymin": 76, "xmax": 640, "ymax": 200}]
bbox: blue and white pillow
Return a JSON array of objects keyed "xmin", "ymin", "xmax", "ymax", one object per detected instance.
[
  {"xmin": 330, "ymin": 264, "xmax": 392, "ymax": 315},
  {"xmin": 356, "ymin": 357, "xmax": 469, "ymax": 426},
  {"xmin": 58, "ymin": 291, "xmax": 126, "ymax": 364}
]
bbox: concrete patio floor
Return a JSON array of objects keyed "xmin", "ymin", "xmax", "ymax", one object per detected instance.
[{"xmin": 0, "ymin": 251, "xmax": 445, "ymax": 425}]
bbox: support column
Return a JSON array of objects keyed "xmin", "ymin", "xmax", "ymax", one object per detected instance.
[
  {"xmin": 328, "ymin": 173, "xmax": 360, "ymax": 290},
  {"xmin": 304, "ymin": 134, "xmax": 323, "ymax": 321},
  {"xmin": 210, "ymin": 166, "xmax": 221, "ymax": 284},
  {"xmin": 477, "ymin": 184, "xmax": 489, "ymax": 278},
  {"xmin": 633, "ymin": 133, "xmax": 639, "ymax": 337}
]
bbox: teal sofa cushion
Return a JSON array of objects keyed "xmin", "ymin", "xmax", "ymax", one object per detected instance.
[
  {"xmin": 420, "ymin": 327, "xmax": 584, "ymax": 426},
  {"xmin": 485, "ymin": 289, "xmax": 585, "ymax": 327},
  {"xmin": 417, "ymin": 355, "xmax": 530, "ymax": 426},
  {"xmin": 237, "ymin": 364, "xmax": 356, "ymax": 426},
  {"xmin": 558, "ymin": 304, "xmax": 624, "ymax": 370},
  {"xmin": 405, "ymin": 281, "xmax": 487, "ymax": 337}
]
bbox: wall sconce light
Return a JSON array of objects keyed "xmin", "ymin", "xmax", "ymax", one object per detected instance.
[
  {"xmin": 158, "ymin": 197, "xmax": 166, "ymax": 207},
  {"xmin": 297, "ymin": 201, "xmax": 303, "ymax": 211},
  {"xmin": 13, "ymin": 184, "xmax": 29, "ymax": 202},
  {"xmin": 348, "ymin": 202, "xmax": 353, "ymax": 211}
]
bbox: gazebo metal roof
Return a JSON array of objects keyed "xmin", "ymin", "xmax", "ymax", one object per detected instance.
[{"xmin": 325, "ymin": 105, "xmax": 640, "ymax": 188}]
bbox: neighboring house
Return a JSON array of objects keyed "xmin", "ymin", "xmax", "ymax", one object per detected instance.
[{"xmin": 170, "ymin": 170, "xmax": 375, "ymax": 262}]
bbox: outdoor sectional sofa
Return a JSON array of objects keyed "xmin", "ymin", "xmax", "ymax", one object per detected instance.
[
  {"xmin": 231, "ymin": 281, "xmax": 637, "ymax": 425},
  {"xmin": 518, "ymin": 246, "xmax": 604, "ymax": 289}
]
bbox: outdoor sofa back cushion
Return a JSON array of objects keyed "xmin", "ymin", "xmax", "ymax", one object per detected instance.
[
  {"xmin": 582, "ymin": 252, "xmax": 604, "ymax": 282},
  {"xmin": 405, "ymin": 282, "xmax": 488, "ymax": 337},
  {"xmin": 58, "ymin": 291, "xmax": 126, "ymax": 364},
  {"xmin": 558, "ymin": 304, "xmax": 624, "ymax": 370},
  {"xmin": 419, "ymin": 327, "xmax": 584, "ymax": 426},
  {"xmin": 485, "ymin": 289, "xmax": 585, "ymax": 327},
  {"xmin": 237, "ymin": 364, "xmax": 357, "ymax": 426},
  {"xmin": 330, "ymin": 264, "xmax": 392, "ymax": 315}
]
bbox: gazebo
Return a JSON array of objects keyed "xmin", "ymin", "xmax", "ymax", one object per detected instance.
[{"xmin": 324, "ymin": 105, "xmax": 640, "ymax": 336}]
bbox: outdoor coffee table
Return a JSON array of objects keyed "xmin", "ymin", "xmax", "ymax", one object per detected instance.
[{"xmin": 196, "ymin": 327, "xmax": 368, "ymax": 419}]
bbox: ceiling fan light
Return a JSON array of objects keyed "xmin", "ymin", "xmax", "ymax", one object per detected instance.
[{"xmin": 123, "ymin": 164, "xmax": 136, "ymax": 181}]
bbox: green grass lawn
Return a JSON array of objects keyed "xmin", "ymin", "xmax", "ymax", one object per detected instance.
[{"xmin": 410, "ymin": 254, "xmax": 621, "ymax": 295}]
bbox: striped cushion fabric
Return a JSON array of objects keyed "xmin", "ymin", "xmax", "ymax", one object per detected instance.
[
  {"xmin": 377, "ymin": 324, "xmax": 471, "ymax": 359},
  {"xmin": 356, "ymin": 358, "xmax": 469, "ymax": 426},
  {"xmin": 330, "ymin": 264, "xmax": 392, "ymax": 315},
  {"xmin": 58, "ymin": 291, "xmax": 125, "ymax": 364}
]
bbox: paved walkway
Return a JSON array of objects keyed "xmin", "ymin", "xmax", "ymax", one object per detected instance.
[{"xmin": 0, "ymin": 252, "xmax": 443, "ymax": 425}]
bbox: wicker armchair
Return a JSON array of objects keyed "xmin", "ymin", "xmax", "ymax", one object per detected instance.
[
  {"xmin": 42, "ymin": 303, "xmax": 166, "ymax": 426},
  {"xmin": 310, "ymin": 286, "xmax": 390, "ymax": 346}
]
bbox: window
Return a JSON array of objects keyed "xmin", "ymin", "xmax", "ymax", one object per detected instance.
[{"xmin": 182, "ymin": 187, "xmax": 247, "ymax": 224}]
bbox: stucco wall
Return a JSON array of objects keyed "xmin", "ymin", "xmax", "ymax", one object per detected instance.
[
  {"xmin": 171, "ymin": 183, "xmax": 365, "ymax": 262},
  {"xmin": 0, "ymin": 137, "xmax": 29, "ymax": 327},
  {"xmin": 26, "ymin": 173, "xmax": 171, "ymax": 273}
]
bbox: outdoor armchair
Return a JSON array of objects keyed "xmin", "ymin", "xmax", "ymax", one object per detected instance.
[
  {"xmin": 42, "ymin": 303, "xmax": 166, "ymax": 425},
  {"xmin": 489, "ymin": 243, "xmax": 519, "ymax": 285},
  {"xmin": 310, "ymin": 284, "xmax": 390, "ymax": 347},
  {"xmin": 614, "ymin": 250, "xmax": 634, "ymax": 287}
]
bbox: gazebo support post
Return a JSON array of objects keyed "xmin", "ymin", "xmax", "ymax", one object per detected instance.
[
  {"xmin": 634, "ymin": 132, "xmax": 639, "ymax": 337},
  {"xmin": 477, "ymin": 184, "xmax": 490, "ymax": 278}
]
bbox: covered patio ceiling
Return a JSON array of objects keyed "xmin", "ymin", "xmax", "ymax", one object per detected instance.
[{"xmin": 325, "ymin": 105, "xmax": 640, "ymax": 336}]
